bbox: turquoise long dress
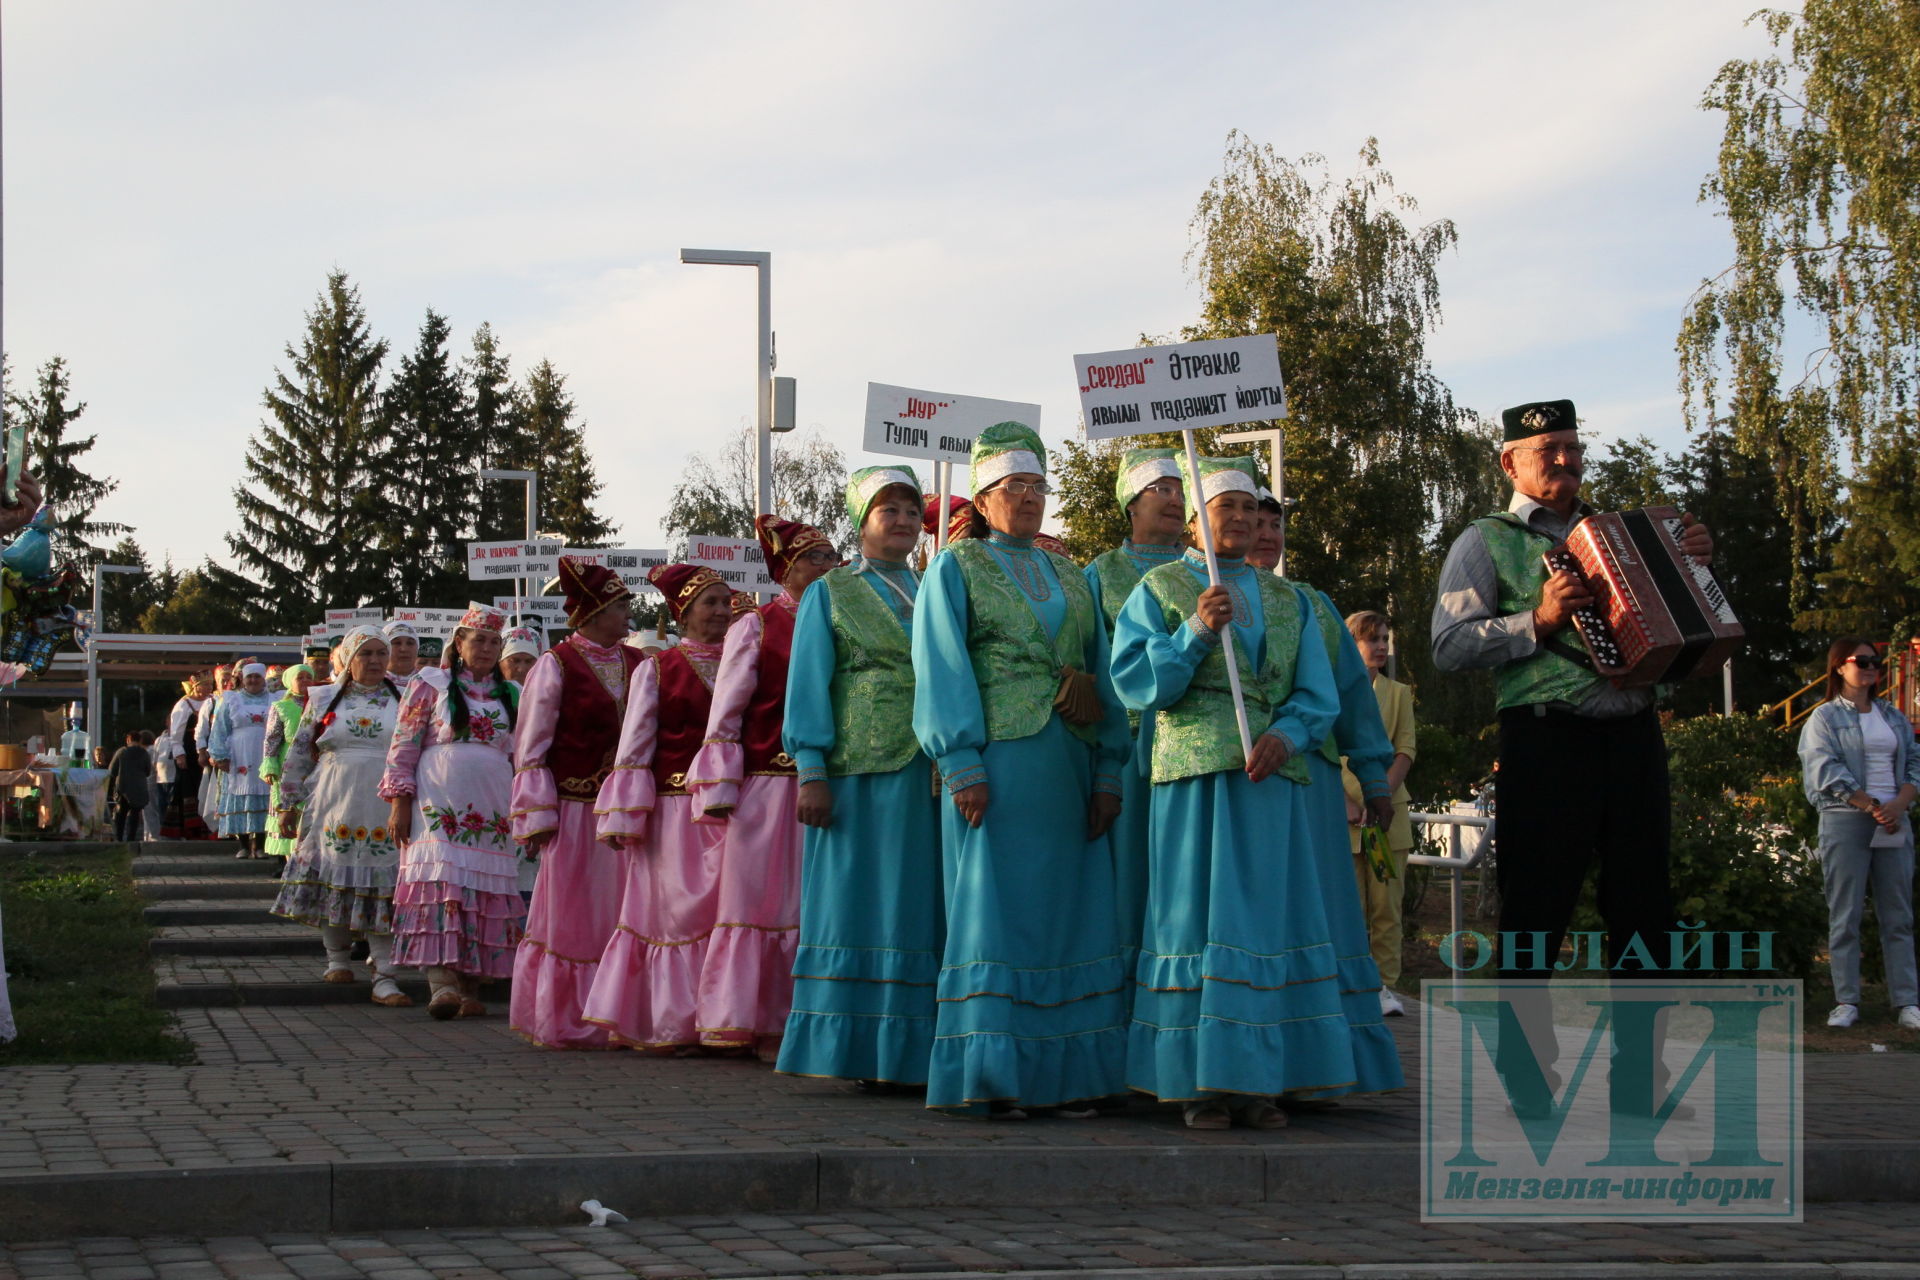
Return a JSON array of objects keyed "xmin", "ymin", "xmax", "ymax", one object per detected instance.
[
  {"xmin": 776, "ymin": 559, "xmax": 946, "ymax": 1085},
  {"xmin": 1293, "ymin": 585, "xmax": 1406, "ymax": 1097},
  {"xmin": 1110, "ymin": 551, "xmax": 1350, "ymax": 1101},
  {"xmin": 1085, "ymin": 541, "xmax": 1184, "ymax": 1002},
  {"xmin": 912, "ymin": 531, "xmax": 1134, "ymax": 1111}
]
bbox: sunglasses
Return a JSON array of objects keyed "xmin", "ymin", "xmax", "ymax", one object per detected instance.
[{"xmin": 1844, "ymin": 655, "xmax": 1884, "ymax": 668}]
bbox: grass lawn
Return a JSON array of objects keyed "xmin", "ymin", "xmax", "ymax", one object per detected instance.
[{"xmin": 0, "ymin": 844, "xmax": 191, "ymax": 1065}]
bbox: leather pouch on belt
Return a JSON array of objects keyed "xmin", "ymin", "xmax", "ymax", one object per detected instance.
[{"xmin": 1054, "ymin": 665, "xmax": 1105, "ymax": 727}]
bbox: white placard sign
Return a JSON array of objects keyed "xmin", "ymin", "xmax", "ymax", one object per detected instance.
[
  {"xmin": 324, "ymin": 607, "xmax": 384, "ymax": 625},
  {"xmin": 419, "ymin": 607, "xmax": 465, "ymax": 638},
  {"xmin": 862, "ymin": 383, "xmax": 1042, "ymax": 466},
  {"xmin": 688, "ymin": 536, "xmax": 778, "ymax": 594},
  {"xmin": 561, "ymin": 547, "xmax": 671, "ymax": 594},
  {"xmin": 494, "ymin": 596, "xmax": 568, "ymax": 622},
  {"xmin": 1073, "ymin": 334, "xmax": 1287, "ymax": 440},
  {"xmin": 466, "ymin": 540, "xmax": 524, "ymax": 580}
]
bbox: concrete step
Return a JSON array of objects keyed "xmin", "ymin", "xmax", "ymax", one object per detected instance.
[
  {"xmin": 132, "ymin": 853, "xmax": 282, "ymax": 877},
  {"xmin": 151, "ymin": 955, "xmax": 511, "ymax": 1008},
  {"xmin": 143, "ymin": 899, "xmax": 280, "ymax": 927},
  {"xmin": 135, "ymin": 875, "xmax": 281, "ymax": 901},
  {"xmin": 133, "ymin": 839, "xmax": 248, "ymax": 857},
  {"xmin": 150, "ymin": 922, "xmax": 314, "ymax": 956}
]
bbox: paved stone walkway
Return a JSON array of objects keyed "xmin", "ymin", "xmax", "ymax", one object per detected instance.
[
  {"xmin": 4, "ymin": 995, "xmax": 1917, "ymax": 1177},
  {"xmin": 2, "ymin": 1201, "xmax": 1917, "ymax": 1278}
]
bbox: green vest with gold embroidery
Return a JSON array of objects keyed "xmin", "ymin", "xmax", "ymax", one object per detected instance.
[
  {"xmin": 1141, "ymin": 562, "xmax": 1310, "ymax": 785},
  {"xmin": 949, "ymin": 537, "xmax": 1098, "ymax": 746},
  {"xmin": 1089, "ymin": 546, "xmax": 1146, "ymax": 733},
  {"xmin": 1473, "ymin": 512, "xmax": 1606, "ymax": 710},
  {"xmin": 822, "ymin": 566, "xmax": 921, "ymax": 777}
]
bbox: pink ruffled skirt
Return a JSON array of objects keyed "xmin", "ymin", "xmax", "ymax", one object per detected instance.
[
  {"xmin": 698, "ymin": 773, "xmax": 801, "ymax": 1047},
  {"xmin": 392, "ymin": 742, "xmax": 524, "ymax": 978},
  {"xmin": 510, "ymin": 801, "xmax": 626, "ymax": 1048}
]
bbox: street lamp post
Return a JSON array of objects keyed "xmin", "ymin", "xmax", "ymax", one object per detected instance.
[
  {"xmin": 87, "ymin": 563, "xmax": 145, "ymax": 758},
  {"xmin": 477, "ymin": 469, "xmax": 538, "ymax": 624},
  {"xmin": 680, "ymin": 249, "xmax": 773, "ymax": 520}
]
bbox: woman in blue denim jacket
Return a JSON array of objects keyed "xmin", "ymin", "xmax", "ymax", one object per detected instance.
[{"xmin": 1797, "ymin": 637, "xmax": 1920, "ymax": 1031}]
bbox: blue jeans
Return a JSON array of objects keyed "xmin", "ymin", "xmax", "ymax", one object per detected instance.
[{"xmin": 1818, "ymin": 809, "xmax": 1918, "ymax": 1007}]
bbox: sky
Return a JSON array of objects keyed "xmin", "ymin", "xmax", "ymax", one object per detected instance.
[{"xmin": 4, "ymin": 0, "xmax": 1777, "ymax": 576}]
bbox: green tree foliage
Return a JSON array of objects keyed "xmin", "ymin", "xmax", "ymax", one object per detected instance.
[
  {"xmin": 97, "ymin": 537, "xmax": 168, "ymax": 631},
  {"xmin": 4, "ymin": 356, "xmax": 128, "ymax": 566},
  {"xmin": 467, "ymin": 323, "xmax": 528, "ymax": 542},
  {"xmin": 1679, "ymin": 0, "xmax": 1920, "ymax": 616},
  {"xmin": 1055, "ymin": 134, "xmax": 1506, "ymax": 739},
  {"xmin": 135, "ymin": 560, "xmax": 259, "ymax": 635},
  {"xmin": 227, "ymin": 272, "xmax": 389, "ymax": 625},
  {"xmin": 520, "ymin": 359, "xmax": 616, "ymax": 546},
  {"xmin": 662, "ymin": 426, "xmax": 852, "ymax": 556},
  {"xmin": 379, "ymin": 309, "xmax": 476, "ymax": 605}
]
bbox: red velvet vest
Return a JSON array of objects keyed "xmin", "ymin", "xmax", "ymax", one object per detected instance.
[
  {"xmin": 654, "ymin": 646, "xmax": 716, "ymax": 796},
  {"xmin": 548, "ymin": 638, "xmax": 645, "ymax": 804},
  {"xmin": 744, "ymin": 597, "xmax": 797, "ymax": 776}
]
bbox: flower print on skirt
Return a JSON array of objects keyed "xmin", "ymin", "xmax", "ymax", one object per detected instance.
[{"xmin": 392, "ymin": 740, "xmax": 525, "ymax": 977}]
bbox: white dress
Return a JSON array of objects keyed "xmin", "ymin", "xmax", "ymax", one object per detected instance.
[{"xmin": 273, "ymin": 681, "xmax": 403, "ymax": 933}]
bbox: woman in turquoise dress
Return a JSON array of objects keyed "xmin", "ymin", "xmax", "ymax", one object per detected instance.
[
  {"xmin": 1109, "ymin": 454, "xmax": 1344, "ymax": 1129},
  {"xmin": 912, "ymin": 422, "xmax": 1133, "ymax": 1118},
  {"xmin": 777, "ymin": 465, "xmax": 946, "ymax": 1090}
]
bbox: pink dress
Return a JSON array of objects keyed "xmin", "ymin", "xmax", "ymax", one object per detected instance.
[
  {"xmin": 379, "ymin": 668, "xmax": 525, "ymax": 978},
  {"xmin": 582, "ymin": 640, "xmax": 727, "ymax": 1049},
  {"xmin": 687, "ymin": 601, "xmax": 803, "ymax": 1051},
  {"xmin": 509, "ymin": 638, "xmax": 636, "ymax": 1049}
]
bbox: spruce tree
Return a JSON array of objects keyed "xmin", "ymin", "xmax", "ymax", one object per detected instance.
[
  {"xmin": 467, "ymin": 323, "xmax": 529, "ymax": 542},
  {"xmin": 227, "ymin": 272, "xmax": 389, "ymax": 626},
  {"xmin": 5, "ymin": 355, "xmax": 129, "ymax": 565},
  {"xmin": 379, "ymin": 309, "xmax": 476, "ymax": 606},
  {"xmin": 521, "ymin": 358, "xmax": 615, "ymax": 545}
]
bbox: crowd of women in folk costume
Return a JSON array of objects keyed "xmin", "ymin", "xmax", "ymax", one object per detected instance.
[{"xmin": 155, "ymin": 421, "xmax": 1410, "ymax": 1126}]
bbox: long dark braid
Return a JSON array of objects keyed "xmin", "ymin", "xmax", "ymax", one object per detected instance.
[{"xmin": 446, "ymin": 638, "xmax": 517, "ymax": 739}]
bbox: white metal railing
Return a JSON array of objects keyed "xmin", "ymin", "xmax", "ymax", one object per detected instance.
[{"xmin": 1404, "ymin": 811, "xmax": 1495, "ymax": 953}]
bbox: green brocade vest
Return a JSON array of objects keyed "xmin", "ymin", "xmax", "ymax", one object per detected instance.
[
  {"xmin": 820, "ymin": 566, "xmax": 920, "ymax": 777},
  {"xmin": 1141, "ymin": 563, "xmax": 1310, "ymax": 786},
  {"xmin": 949, "ymin": 538, "xmax": 1099, "ymax": 747},
  {"xmin": 1472, "ymin": 512, "xmax": 1606, "ymax": 710},
  {"xmin": 1089, "ymin": 547, "xmax": 1146, "ymax": 733}
]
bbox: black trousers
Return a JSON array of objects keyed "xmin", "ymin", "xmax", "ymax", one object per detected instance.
[{"xmin": 1495, "ymin": 705, "xmax": 1673, "ymax": 979}]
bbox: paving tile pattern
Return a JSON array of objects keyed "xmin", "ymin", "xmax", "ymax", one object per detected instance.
[{"xmin": 1, "ymin": 1201, "xmax": 1917, "ymax": 1277}]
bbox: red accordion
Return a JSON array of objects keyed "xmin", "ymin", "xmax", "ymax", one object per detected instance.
[{"xmin": 1541, "ymin": 506, "xmax": 1744, "ymax": 688}]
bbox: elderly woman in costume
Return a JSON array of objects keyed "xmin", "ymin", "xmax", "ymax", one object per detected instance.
[
  {"xmin": 776, "ymin": 467, "xmax": 946, "ymax": 1090},
  {"xmin": 258, "ymin": 664, "xmax": 316, "ymax": 860},
  {"xmin": 509, "ymin": 559, "xmax": 643, "ymax": 1049},
  {"xmin": 1110, "ymin": 454, "xmax": 1348, "ymax": 1129},
  {"xmin": 209, "ymin": 662, "xmax": 279, "ymax": 858},
  {"xmin": 685, "ymin": 515, "xmax": 837, "ymax": 1059},
  {"xmin": 583, "ymin": 563, "xmax": 735, "ymax": 1050},
  {"xmin": 165, "ymin": 672, "xmax": 213, "ymax": 839},
  {"xmin": 380, "ymin": 604, "xmax": 525, "ymax": 1020},
  {"xmin": 501, "ymin": 628, "xmax": 542, "ymax": 685},
  {"xmin": 196, "ymin": 664, "xmax": 234, "ymax": 837},
  {"xmin": 912, "ymin": 422, "xmax": 1133, "ymax": 1118},
  {"xmin": 1084, "ymin": 448, "xmax": 1187, "ymax": 998},
  {"xmin": 274, "ymin": 629, "xmax": 410, "ymax": 1006},
  {"xmin": 384, "ymin": 621, "xmax": 423, "ymax": 690}
]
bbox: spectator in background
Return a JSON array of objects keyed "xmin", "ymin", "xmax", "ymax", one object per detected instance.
[
  {"xmin": 1340, "ymin": 611, "xmax": 1418, "ymax": 1016},
  {"xmin": 501, "ymin": 628, "xmax": 542, "ymax": 685},
  {"xmin": 1798, "ymin": 637, "xmax": 1920, "ymax": 1031},
  {"xmin": 141, "ymin": 730, "xmax": 165, "ymax": 839},
  {"xmin": 107, "ymin": 730, "xmax": 151, "ymax": 843}
]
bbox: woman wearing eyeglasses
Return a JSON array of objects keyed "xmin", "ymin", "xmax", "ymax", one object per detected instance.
[
  {"xmin": 684, "ymin": 515, "xmax": 839, "ymax": 1060},
  {"xmin": 912, "ymin": 421, "xmax": 1133, "ymax": 1118},
  {"xmin": 1798, "ymin": 638, "xmax": 1920, "ymax": 1031}
]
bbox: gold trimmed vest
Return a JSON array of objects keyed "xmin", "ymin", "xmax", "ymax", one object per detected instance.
[
  {"xmin": 1141, "ymin": 561, "xmax": 1310, "ymax": 785},
  {"xmin": 1473, "ymin": 512, "xmax": 1607, "ymax": 710},
  {"xmin": 821, "ymin": 566, "xmax": 920, "ymax": 777},
  {"xmin": 948, "ymin": 537, "xmax": 1098, "ymax": 746}
]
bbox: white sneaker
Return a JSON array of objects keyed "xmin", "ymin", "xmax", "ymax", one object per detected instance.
[
  {"xmin": 1898, "ymin": 1006, "xmax": 1920, "ymax": 1031},
  {"xmin": 1379, "ymin": 987, "xmax": 1405, "ymax": 1017},
  {"xmin": 1827, "ymin": 1004, "xmax": 1859, "ymax": 1028}
]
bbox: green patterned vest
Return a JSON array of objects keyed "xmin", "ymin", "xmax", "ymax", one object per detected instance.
[
  {"xmin": 821, "ymin": 566, "xmax": 921, "ymax": 776},
  {"xmin": 1089, "ymin": 546, "xmax": 1146, "ymax": 733},
  {"xmin": 1142, "ymin": 562, "xmax": 1310, "ymax": 785},
  {"xmin": 949, "ymin": 537, "xmax": 1098, "ymax": 746},
  {"xmin": 1473, "ymin": 512, "xmax": 1606, "ymax": 710}
]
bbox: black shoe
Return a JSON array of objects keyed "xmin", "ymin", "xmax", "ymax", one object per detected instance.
[{"xmin": 350, "ymin": 938, "xmax": 371, "ymax": 962}]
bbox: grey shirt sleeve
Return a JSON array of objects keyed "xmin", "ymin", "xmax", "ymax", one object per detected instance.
[{"xmin": 1430, "ymin": 524, "xmax": 1539, "ymax": 672}]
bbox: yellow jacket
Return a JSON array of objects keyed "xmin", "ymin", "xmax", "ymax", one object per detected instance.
[{"xmin": 1343, "ymin": 673, "xmax": 1416, "ymax": 850}]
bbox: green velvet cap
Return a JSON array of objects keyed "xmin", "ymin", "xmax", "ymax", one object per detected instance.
[
  {"xmin": 969, "ymin": 421, "xmax": 1047, "ymax": 495},
  {"xmin": 1178, "ymin": 454, "xmax": 1262, "ymax": 505},
  {"xmin": 845, "ymin": 464, "xmax": 922, "ymax": 531},
  {"xmin": 1114, "ymin": 447, "xmax": 1182, "ymax": 509},
  {"xmin": 1501, "ymin": 400, "xmax": 1577, "ymax": 442}
]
